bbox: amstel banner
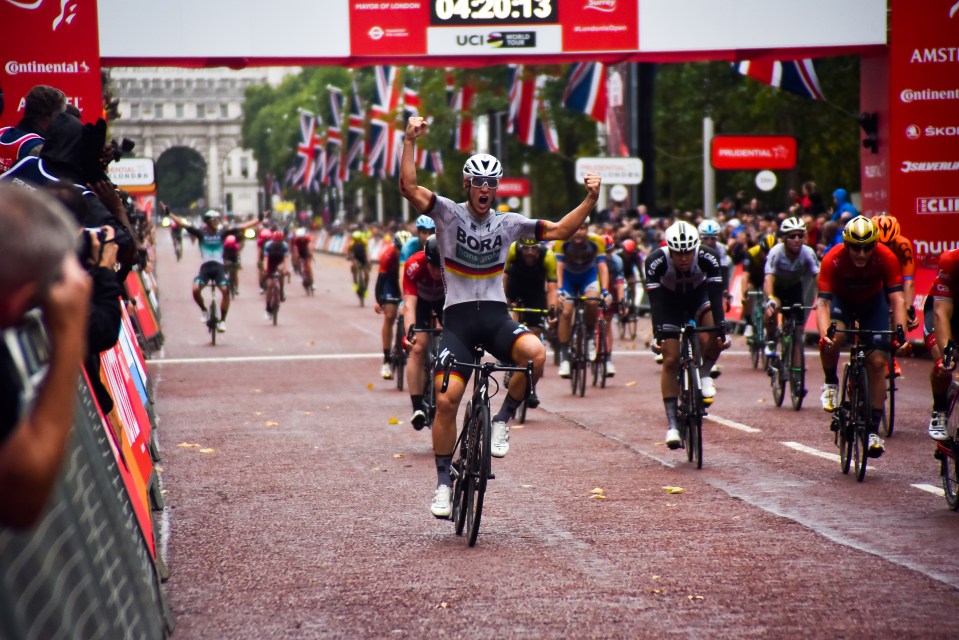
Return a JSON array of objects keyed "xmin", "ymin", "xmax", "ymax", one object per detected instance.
[
  {"xmin": 888, "ymin": 0, "xmax": 959, "ymax": 268},
  {"xmin": 0, "ymin": 0, "xmax": 102, "ymax": 126}
]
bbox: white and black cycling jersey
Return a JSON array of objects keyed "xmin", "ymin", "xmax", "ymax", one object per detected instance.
[
  {"xmin": 426, "ymin": 194, "xmax": 543, "ymax": 309},
  {"xmin": 644, "ymin": 245, "xmax": 724, "ymax": 294},
  {"xmin": 764, "ymin": 243, "xmax": 820, "ymax": 289}
]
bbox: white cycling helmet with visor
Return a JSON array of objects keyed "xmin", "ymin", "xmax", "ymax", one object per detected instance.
[
  {"xmin": 463, "ymin": 153, "xmax": 503, "ymax": 188},
  {"xmin": 697, "ymin": 219, "xmax": 722, "ymax": 238}
]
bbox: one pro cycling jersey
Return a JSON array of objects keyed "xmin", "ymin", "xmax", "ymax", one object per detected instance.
[
  {"xmin": 743, "ymin": 244, "xmax": 771, "ymax": 286},
  {"xmin": 553, "ymin": 234, "xmax": 606, "ymax": 275},
  {"xmin": 607, "ymin": 252, "xmax": 625, "ymax": 284},
  {"xmin": 883, "ymin": 234, "xmax": 916, "ymax": 281},
  {"xmin": 402, "ymin": 250, "xmax": 445, "ymax": 303},
  {"xmin": 931, "ymin": 249, "xmax": 959, "ymax": 302},
  {"xmin": 400, "ymin": 236, "xmax": 426, "ymax": 263},
  {"xmin": 186, "ymin": 225, "xmax": 244, "ymax": 264},
  {"xmin": 764, "ymin": 243, "xmax": 820, "ymax": 289},
  {"xmin": 504, "ymin": 243, "xmax": 558, "ymax": 288},
  {"xmin": 817, "ymin": 242, "xmax": 903, "ymax": 305},
  {"xmin": 644, "ymin": 244, "xmax": 726, "ymax": 328},
  {"xmin": 425, "ymin": 195, "xmax": 543, "ymax": 309}
]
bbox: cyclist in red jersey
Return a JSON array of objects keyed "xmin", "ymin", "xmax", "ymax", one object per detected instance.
[
  {"xmin": 262, "ymin": 230, "xmax": 289, "ymax": 316},
  {"xmin": 292, "ymin": 227, "xmax": 314, "ymax": 292},
  {"xmin": 924, "ymin": 249, "xmax": 959, "ymax": 441},
  {"xmin": 874, "ymin": 214, "xmax": 919, "ymax": 331},
  {"xmin": 256, "ymin": 227, "xmax": 273, "ymax": 292},
  {"xmin": 374, "ymin": 231, "xmax": 407, "ymax": 379},
  {"xmin": 816, "ymin": 216, "xmax": 908, "ymax": 458},
  {"xmin": 403, "ymin": 236, "xmax": 446, "ymax": 430}
]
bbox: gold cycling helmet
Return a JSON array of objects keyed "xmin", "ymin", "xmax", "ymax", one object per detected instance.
[
  {"xmin": 758, "ymin": 233, "xmax": 777, "ymax": 251},
  {"xmin": 842, "ymin": 215, "xmax": 879, "ymax": 246},
  {"xmin": 517, "ymin": 237, "xmax": 540, "ymax": 247},
  {"xmin": 873, "ymin": 214, "xmax": 899, "ymax": 244}
]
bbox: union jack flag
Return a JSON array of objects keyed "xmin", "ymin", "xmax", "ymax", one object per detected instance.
[
  {"xmin": 562, "ymin": 62, "xmax": 608, "ymax": 124},
  {"xmin": 327, "ymin": 86, "xmax": 345, "ymax": 189},
  {"xmin": 508, "ymin": 66, "xmax": 559, "ymax": 153},
  {"xmin": 364, "ymin": 66, "xmax": 401, "ymax": 178},
  {"xmin": 292, "ymin": 111, "xmax": 326, "ymax": 192},
  {"xmin": 345, "ymin": 79, "xmax": 365, "ymax": 179},
  {"xmin": 734, "ymin": 59, "xmax": 825, "ymax": 100}
]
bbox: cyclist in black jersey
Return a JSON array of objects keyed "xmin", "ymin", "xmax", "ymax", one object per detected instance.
[
  {"xmin": 645, "ymin": 221, "xmax": 729, "ymax": 449},
  {"xmin": 400, "ymin": 115, "xmax": 601, "ymax": 519}
]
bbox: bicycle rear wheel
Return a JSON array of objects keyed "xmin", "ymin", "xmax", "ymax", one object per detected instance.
[
  {"xmin": 452, "ymin": 402, "xmax": 472, "ymax": 535},
  {"xmin": 837, "ymin": 365, "xmax": 852, "ymax": 474},
  {"xmin": 270, "ymin": 285, "xmax": 279, "ymax": 325},
  {"xmin": 466, "ymin": 403, "xmax": 491, "ymax": 547},
  {"xmin": 770, "ymin": 352, "xmax": 786, "ymax": 407},
  {"xmin": 790, "ymin": 332, "xmax": 806, "ymax": 411},
  {"xmin": 208, "ymin": 299, "xmax": 218, "ymax": 345},
  {"xmin": 598, "ymin": 320, "xmax": 609, "ymax": 389},
  {"xmin": 570, "ymin": 324, "xmax": 584, "ymax": 396}
]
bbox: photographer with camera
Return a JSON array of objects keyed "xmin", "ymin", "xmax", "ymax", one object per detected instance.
[
  {"xmin": 0, "ymin": 184, "xmax": 91, "ymax": 528},
  {"xmin": 0, "ymin": 85, "xmax": 67, "ymax": 174}
]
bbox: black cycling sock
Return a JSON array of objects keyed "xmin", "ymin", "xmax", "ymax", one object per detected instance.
[
  {"xmin": 824, "ymin": 369, "xmax": 839, "ymax": 385},
  {"xmin": 934, "ymin": 393, "xmax": 949, "ymax": 412},
  {"xmin": 664, "ymin": 397, "xmax": 679, "ymax": 430},
  {"xmin": 435, "ymin": 455, "xmax": 453, "ymax": 487},
  {"xmin": 701, "ymin": 357, "xmax": 716, "ymax": 376},
  {"xmin": 494, "ymin": 393, "xmax": 522, "ymax": 424},
  {"xmin": 411, "ymin": 394, "xmax": 424, "ymax": 412},
  {"xmin": 220, "ymin": 309, "xmax": 228, "ymax": 321},
  {"xmin": 560, "ymin": 342, "xmax": 569, "ymax": 360},
  {"xmin": 383, "ymin": 349, "xmax": 390, "ymax": 363}
]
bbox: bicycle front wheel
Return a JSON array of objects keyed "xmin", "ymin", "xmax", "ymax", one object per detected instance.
[
  {"xmin": 770, "ymin": 353, "xmax": 786, "ymax": 407},
  {"xmin": 453, "ymin": 402, "xmax": 472, "ymax": 535},
  {"xmin": 208, "ymin": 300, "xmax": 218, "ymax": 345},
  {"xmin": 790, "ymin": 333, "xmax": 806, "ymax": 411},
  {"xmin": 466, "ymin": 403, "xmax": 491, "ymax": 547},
  {"xmin": 851, "ymin": 367, "xmax": 871, "ymax": 482},
  {"xmin": 598, "ymin": 319, "xmax": 609, "ymax": 389}
]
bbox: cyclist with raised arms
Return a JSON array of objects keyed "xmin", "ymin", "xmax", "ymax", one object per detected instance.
[
  {"xmin": 400, "ymin": 115, "xmax": 601, "ymax": 518},
  {"xmin": 923, "ymin": 248, "xmax": 959, "ymax": 441},
  {"xmin": 168, "ymin": 209, "xmax": 258, "ymax": 332},
  {"xmin": 816, "ymin": 216, "xmax": 908, "ymax": 458},
  {"xmin": 404, "ymin": 236, "xmax": 446, "ymax": 430},
  {"xmin": 645, "ymin": 221, "xmax": 729, "ymax": 449},
  {"xmin": 504, "ymin": 237, "xmax": 560, "ymax": 404},
  {"xmin": 554, "ymin": 220, "xmax": 610, "ymax": 379},
  {"xmin": 763, "ymin": 217, "xmax": 820, "ymax": 360},
  {"xmin": 741, "ymin": 233, "xmax": 777, "ymax": 342},
  {"xmin": 374, "ymin": 230, "xmax": 408, "ymax": 380}
]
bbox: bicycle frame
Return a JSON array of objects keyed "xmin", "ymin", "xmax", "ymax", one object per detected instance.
[
  {"xmin": 676, "ymin": 320, "xmax": 723, "ymax": 469},
  {"xmin": 568, "ymin": 295, "xmax": 604, "ymax": 397},
  {"xmin": 440, "ymin": 348, "xmax": 533, "ymax": 546},
  {"xmin": 410, "ymin": 313, "xmax": 443, "ymax": 428},
  {"xmin": 745, "ymin": 291, "xmax": 765, "ymax": 369},
  {"xmin": 770, "ymin": 304, "xmax": 812, "ymax": 410},
  {"xmin": 204, "ymin": 281, "xmax": 219, "ymax": 345},
  {"xmin": 266, "ymin": 272, "xmax": 282, "ymax": 325}
]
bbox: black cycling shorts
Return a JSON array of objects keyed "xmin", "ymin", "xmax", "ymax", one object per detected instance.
[
  {"xmin": 414, "ymin": 298, "xmax": 445, "ymax": 330},
  {"xmin": 773, "ymin": 281, "xmax": 804, "ymax": 309},
  {"xmin": 652, "ymin": 287, "xmax": 711, "ymax": 340},
  {"xmin": 438, "ymin": 301, "xmax": 531, "ymax": 381},
  {"xmin": 505, "ymin": 283, "xmax": 548, "ymax": 327},
  {"xmin": 195, "ymin": 261, "xmax": 229, "ymax": 287}
]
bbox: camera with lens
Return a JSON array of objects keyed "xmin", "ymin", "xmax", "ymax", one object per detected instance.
[
  {"xmin": 79, "ymin": 226, "xmax": 108, "ymax": 267},
  {"xmin": 109, "ymin": 137, "xmax": 136, "ymax": 163}
]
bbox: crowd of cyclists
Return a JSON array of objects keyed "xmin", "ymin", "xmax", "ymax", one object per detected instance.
[{"xmin": 156, "ymin": 113, "xmax": 958, "ymax": 519}]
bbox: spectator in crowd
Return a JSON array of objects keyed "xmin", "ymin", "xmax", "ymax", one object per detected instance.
[
  {"xmin": 0, "ymin": 84, "xmax": 67, "ymax": 174},
  {"xmin": 0, "ymin": 184, "xmax": 91, "ymax": 529},
  {"xmin": 830, "ymin": 187, "xmax": 858, "ymax": 223}
]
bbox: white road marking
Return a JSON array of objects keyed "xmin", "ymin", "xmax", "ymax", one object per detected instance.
[
  {"xmin": 781, "ymin": 441, "xmax": 841, "ymax": 463},
  {"xmin": 705, "ymin": 414, "xmax": 762, "ymax": 433},
  {"xmin": 912, "ymin": 483, "xmax": 946, "ymax": 497}
]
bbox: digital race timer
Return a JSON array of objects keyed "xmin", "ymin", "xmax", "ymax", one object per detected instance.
[{"xmin": 430, "ymin": 0, "xmax": 557, "ymax": 25}]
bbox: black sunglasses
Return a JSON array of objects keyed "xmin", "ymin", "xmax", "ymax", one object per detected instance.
[
  {"xmin": 845, "ymin": 243, "xmax": 875, "ymax": 254},
  {"xmin": 785, "ymin": 233, "xmax": 805, "ymax": 240}
]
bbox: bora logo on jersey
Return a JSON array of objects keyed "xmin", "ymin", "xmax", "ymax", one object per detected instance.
[{"xmin": 455, "ymin": 226, "xmax": 502, "ymax": 266}]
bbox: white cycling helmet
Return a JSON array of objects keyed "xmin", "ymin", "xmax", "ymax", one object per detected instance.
[
  {"xmin": 203, "ymin": 209, "xmax": 221, "ymax": 220},
  {"xmin": 665, "ymin": 221, "xmax": 700, "ymax": 253},
  {"xmin": 463, "ymin": 153, "xmax": 503, "ymax": 180},
  {"xmin": 780, "ymin": 216, "xmax": 806, "ymax": 234},
  {"xmin": 697, "ymin": 219, "xmax": 722, "ymax": 238}
]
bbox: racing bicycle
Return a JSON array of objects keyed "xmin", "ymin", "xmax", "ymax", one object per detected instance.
[
  {"xmin": 265, "ymin": 272, "xmax": 283, "ymax": 326},
  {"xmin": 744, "ymin": 291, "xmax": 766, "ymax": 369},
  {"xmin": 568, "ymin": 296, "xmax": 604, "ymax": 397},
  {"xmin": 591, "ymin": 299, "xmax": 611, "ymax": 389},
  {"xmin": 507, "ymin": 305, "xmax": 552, "ymax": 423},
  {"xmin": 768, "ymin": 304, "xmax": 812, "ymax": 410},
  {"xmin": 617, "ymin": 282, "xmax": 639, "ymax": 340},
  {"xmin": 440, "ymin": 348, "xmax": 533, "ymax": 546},
  {"xmin": 385, "ymin": 300, "xmax": 406, "ymax": 391},
  {"xmin": 827, "ymin": 321, "xmax": 903, "ymax": 482},
  {"xmin": 203, "ymin": 280, "xmax": 219, "ymax": 345},
  {"xmin": 935, "ymin": 346, "xmax": 959, "ymax": 510},
  {"xmin": 676, "ymin": 320, "xmax": 724, "ymax": 469},
  {"xmin": 410, "ymin": 318, "xmax": 443, "ymax": 429}
]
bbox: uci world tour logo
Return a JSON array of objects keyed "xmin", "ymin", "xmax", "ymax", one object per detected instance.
[{"xmin": 4, "ymin": 0, "xmax": 79, "ymax": 30}]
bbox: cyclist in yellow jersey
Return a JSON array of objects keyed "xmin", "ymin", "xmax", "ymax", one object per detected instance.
[{"xmin": 347, "ymin": 228, "xmax": 371, "ymax": 295}]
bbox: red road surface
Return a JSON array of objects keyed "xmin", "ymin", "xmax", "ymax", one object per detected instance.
[{"xmin": 150, "ymin": 234, "xmax": 958, "ymax": 639}]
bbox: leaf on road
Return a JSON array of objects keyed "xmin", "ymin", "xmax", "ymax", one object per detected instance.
[
  {"xmin": 160, "ymin": 489, "xmax": 168, "ymax": 494},
  {"xmin": 177, "ymin": 442, "xmax": 200, "ymax": 448},
  {"xmin": 393, "ymin": 453, "xmax": 405, "ymax": 459},
  {"xmin": 437, "ymin": 601, "xmax": 450, "ymax": 609},
  {"xmin": 264, "ymin": 421, "xmax": 279, "ymax": 427},
  {"xmin": 254, "ymin": 411, "xmax": 263, "ymax": 416},
  {"xmin": 388, "ymin": 417, "xmax": 401, "ymax": 425},
  {"xmin": 626, "ymin": 380, "xmax": 638, "ymax": 387},
  {"xmin": 652, "ymin": 575, "xmax": 661, "ymax": 580},
  {"xmin": 511, "ymin": 424, "xmax": 525, "ymax": 430},
  {"xmin": 688, "ymin": 595, "xmax": 704, "ymax": 601},
  {"xmin": 254, "ymin": 389, "xmax": 262, "ymax": 394},
  {"xmin": 371, "ymin": 466, "xmax": 387, "ymax": 472},
  {"xmin": 308, "ymin": 340, "xmax": 316, "ymax": 346},
  {"xmin": 520, "ymin": 484, "xmax": 533, "ymax": 489},
  {"xmin": 590, "ymin": 487, "xmax": 606, "ymax": 495},
  {"xmin": 589, "ymin": 494, "xmax": 607, "ymax": 500},
  {"xmin": 199, "ymin": 448, "xmax": 216, "ymax": 454},
  {"xmin": 662, "ymin": 486, "xmax": 685, "ymax": 494},
  {"xmin": 304, "ymin": 411, "xmax": 313, "ymax": 416},
  {"xmin": 757, "ymin": 398, "xmax": 765, "ymax": 403},
  {"xmin": 155, "ymin": 465, "xmax": 164, "ymax": 473},
  {"xmin": 368, "ymin": 383, "xmax": 374, "ymax": 390}
]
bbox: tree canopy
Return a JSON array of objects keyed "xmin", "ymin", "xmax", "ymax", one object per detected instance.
[{"xmin": 241, "ymin": 58, "xmax": 861, "ymax": 221}]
